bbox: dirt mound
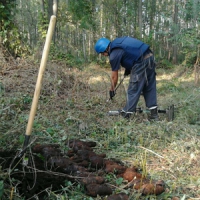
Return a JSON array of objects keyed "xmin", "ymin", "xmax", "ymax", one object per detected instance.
[{"xmin": 0, "ymin": 139, "xmax": 166, "ymax": 199}]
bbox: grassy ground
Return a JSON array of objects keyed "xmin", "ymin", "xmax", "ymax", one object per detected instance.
[{"xmin": 0, "ymin": 57, "xmax": 200, "ymax": 199}]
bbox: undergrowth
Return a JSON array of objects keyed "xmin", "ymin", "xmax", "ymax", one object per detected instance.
[{"xmin": 0, "ymin": 62, "xmax": 200, "ymax": 199}]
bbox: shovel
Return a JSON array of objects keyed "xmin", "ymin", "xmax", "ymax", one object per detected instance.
[{"xmin": 18, "ymin": 15, "xmax": 57, "ymax": 158}]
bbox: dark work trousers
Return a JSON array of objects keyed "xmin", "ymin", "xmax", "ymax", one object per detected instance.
[{"xmin": 122, "ymin": 56, "xmax": 157, "ymax": 113}]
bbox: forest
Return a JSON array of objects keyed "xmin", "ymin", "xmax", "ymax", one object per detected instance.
[{"xmin": 0, "ymin": 0, "xmax": 200, "ymax": 199}]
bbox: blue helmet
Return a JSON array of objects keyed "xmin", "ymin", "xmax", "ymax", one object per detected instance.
[{"xmin": 94, "ymin": 38, "xmax": 110, "ymax": 53}]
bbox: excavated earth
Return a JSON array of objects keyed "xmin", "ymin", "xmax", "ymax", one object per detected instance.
[{"xmin": 0, "ymin": 140, "xmax": 166, "ymax": 199}]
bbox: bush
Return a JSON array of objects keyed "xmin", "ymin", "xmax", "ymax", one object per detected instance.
[{"xmin": 156, "ymin": 59, "xmax": 174, "ymax": 69}]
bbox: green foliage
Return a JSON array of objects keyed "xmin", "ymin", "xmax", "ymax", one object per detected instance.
[
  {"xmin": 96, "ymin": 56, "xmax": 110, "ymax": 68},
  {"xmin": 0, "ymin": 0, "xmax": 30, "ymax": 57},
  {"xmin": 183, "ymin": 51, "xmax": 197, "ymax": 67},
  {"xmin": 157, "ymin": 81, "xmax": 183, "ymax": 96},
  {"xmin": 22, "ymin": 94, "xmax": 32, "ymax": 104},
  {"xmin": 49, "ymin": 45, "xmax": 85, "ymax": 67},
  {"xmin": 0, "ymin": 180, "xmax": 4, "ymax": 198},
  {"xmin": 157, "ymin": 59, "xmax": 174, "ymax": 69},
  {"xmin": 0, "ymin": 0, "xmax": 15, "ymax": 20},
  {"xmin": 68, "ymin": 0, "xmax": 96, "ymax": 29},
  {"xmin": 178, "ymin": 28, "xmax": 200, "ymax": 67},
  {"xmin": 19, "ymin": 134, "xmax": 24, "ymax": 144},
  {"xmin": 46, "ymin": 127, "xmax": 55, "ymax": 136},
  {"xmin": 186, "ymin": 108, "xmax": 200, "ymax": 125},
  {"xmin": 177, "ymin": 0, "xmax": 200, "ymax": 66},
  {"xmin": 0, "ymin": 82, "xmax": 5, "ymax": 97},
  {"xmin": 143, "ymin": 30, "xmax": 154, "ymax": 46},
  {"xmin": 184, "ymin": 0, "xmax": 199, "ymax": 22},
  {"xmin": 116, "ymin": 177, "xmax": 123, "ymax": 185},
  {"xmin": 37, "ymin": 12, "xmax": 49, "ymax": 40}
]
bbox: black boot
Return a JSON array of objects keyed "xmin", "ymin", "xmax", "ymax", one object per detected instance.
[{"xmin": 149, "ymin": 107, "xmax": 159, "ymax": 121}]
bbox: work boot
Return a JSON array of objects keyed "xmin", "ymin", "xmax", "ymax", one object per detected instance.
[{"xmin": 149, "ymin": 107, "xmax": 159, "ymax": 121}]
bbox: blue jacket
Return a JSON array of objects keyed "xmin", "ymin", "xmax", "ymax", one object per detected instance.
[{"xmin": 110, "ymin": 37, "xmax": 149, "ymax": 69}]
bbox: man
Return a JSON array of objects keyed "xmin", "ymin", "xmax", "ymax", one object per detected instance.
[{"xmin": 94, "ymin": 36, "xmax": 158, "ymax": 120}]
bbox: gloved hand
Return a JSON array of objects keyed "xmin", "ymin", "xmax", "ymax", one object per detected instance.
[
  {"xmin": 124, "ymin": 69, "xmax": 131, "ymax": 76},
  {"xmin": 109, "ymin": 90, "xmax": 115, "ymax": 99}
]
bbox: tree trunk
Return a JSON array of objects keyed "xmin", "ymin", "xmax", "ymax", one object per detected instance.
[
  {"xmin": 172, "ymin": 0, "xmax": 178, "ymax": 64},
  {"xmin": 194, "ymin": 45, "xmax": 200, "ymax": 85},
  {"xmin": 138, "ymin": 0, "xmax": 142, "ymax": 38},
  {"xmin": 41, "ymin": 0, "xmax": 45, "ymax": 13},
  {"xmin": 52, "ymin": 0, "xmax": 58, "ymax": 43}
]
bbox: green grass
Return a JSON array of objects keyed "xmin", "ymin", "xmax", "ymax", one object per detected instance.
[{"xmin": 0, "ymin": 63, "xmax": 200, "ymax": 199}]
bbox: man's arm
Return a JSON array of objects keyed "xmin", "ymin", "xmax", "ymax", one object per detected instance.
[{"xmin": 110, "ymin": 70, "xmax": 118, "ymax": 91}]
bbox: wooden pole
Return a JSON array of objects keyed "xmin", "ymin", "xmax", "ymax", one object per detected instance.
[{"xmin": 21, "ymin": 15, "xmax": 56, "ymax": 153}]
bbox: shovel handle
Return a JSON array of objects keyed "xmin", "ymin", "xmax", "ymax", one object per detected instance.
[
  {"xmin": 26, "ymin": 15, "xmax": 56, "ymax": 137},
  {"xmin": 114, "ymin": 76, "xmax": 125, "ymax": 92}
]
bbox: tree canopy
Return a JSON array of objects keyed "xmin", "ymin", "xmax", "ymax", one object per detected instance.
[{"xmin": 0, "ymin": 0, "xmax": 199, "ymax": 66}]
